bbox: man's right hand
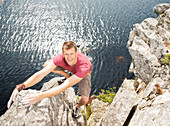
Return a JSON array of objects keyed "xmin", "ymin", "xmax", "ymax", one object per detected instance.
[
  {"xmin": 7, "ymin": 59, "xmax": 56, "ymax": 109},
  {"xmin": 7, "ymin": 88, "xmax": 19, "ymax": 109}
]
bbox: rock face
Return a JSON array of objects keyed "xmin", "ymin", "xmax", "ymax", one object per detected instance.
[
  {"xmin": 128, "ymin": 3, "xmax": 170, "ymax": 84},
  {"xmin": 0, "ymin": 77, "xmax": 84, "ymax": 126},
  {"xmin": 98, "ymin": 79, "xmax": 137, "ymax": 126},
  {"xmin": 153, "ymin": 3, "xmax": 170, "ymax": 15},
  {"xmin": 97, "ymin": 3, "xmax": 170, "ymax": 126},
  {"xmin": 87, "ymin": 99, "xmax": 109, "ymax": 126},
  {"xmin": 129, "ymin": 78, "xmax": 170, "ymax": 126}
]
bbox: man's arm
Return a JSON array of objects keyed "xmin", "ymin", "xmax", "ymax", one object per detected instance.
[
  {"xmin": 7, "ymin": 60, "xmax": 56, "ymax": 108},
  {"xmin": 23, "ymin": 60, "xmax": 56, "ymax": 88},
  {"xmin": 40, "ymin": 75, "xmax": 82, "ymax": 98},
  {"xmin": 21, "ymin": 75, "xmax": 82, "ymax": 106}
]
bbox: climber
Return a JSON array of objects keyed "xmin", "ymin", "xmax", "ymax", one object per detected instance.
[{"xmin": 7, "ymin": 41, "xmax": 92, "ymax": 118}]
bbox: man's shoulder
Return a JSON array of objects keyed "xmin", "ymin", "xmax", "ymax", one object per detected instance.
[
  {"xmin": 54, "ymin": 53, "xmax": 64, "ymax": 58},
  {"xmin": 77, "ymin": 52, "xmax": 88, "ymax": 59},
  {"xmin": 53, "ymin": 53, "xmax": 65, "ymax": 65},
  {"xmin": 77, "ymin": 52, "xmax": 92, "ymax": 67},
  {"xmin": 57, "ymin": 53, "xmax": 64, "ymax": 56}
]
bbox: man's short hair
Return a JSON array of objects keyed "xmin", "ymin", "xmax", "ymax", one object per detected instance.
[{"xmin": 62, "ymin": 41, "xmax": 77, "ymax": 52}]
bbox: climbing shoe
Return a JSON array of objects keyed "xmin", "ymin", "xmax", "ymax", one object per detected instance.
[{"xmin": 72, "ymin": 107, "xmax": 81, "ymax": 119}]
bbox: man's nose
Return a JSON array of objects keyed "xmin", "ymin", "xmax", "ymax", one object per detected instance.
[{"xmin": 68, "ymin": 55, "xmax": 72, "ymax": 59}]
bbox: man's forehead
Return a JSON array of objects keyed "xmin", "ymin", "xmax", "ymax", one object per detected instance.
[{"xmin": 63, "ymin": 47, "xmax": 77, "ymax": 53}]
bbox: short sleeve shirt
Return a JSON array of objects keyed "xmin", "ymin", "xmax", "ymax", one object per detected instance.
[{"xmin": 53, "ymin": 52, "xmax": 92, "ymax": 78}]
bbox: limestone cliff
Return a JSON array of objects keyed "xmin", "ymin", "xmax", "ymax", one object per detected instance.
[
  {"xmin": 97, "ymin": 3, "xmax": 170, "ymax": 126},
  {"xmin": 0, "ymin": 77, "xmax": 85, "ymax": 126},
  {"xmin": 127, "ymin": 3, "xmax": 170, "ymax": 126}
]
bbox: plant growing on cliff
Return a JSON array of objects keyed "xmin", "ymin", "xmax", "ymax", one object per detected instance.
[
  {"xmin": 76, "ymin": 87, "xmax": 116, "ymax": 121},
  {"xmin": 161, "ymin": 53, "xmax": 170, "ymax": 67},
  {"xmin": 94, "ymin": 87, "xmax": 116, "ymax": 104}
]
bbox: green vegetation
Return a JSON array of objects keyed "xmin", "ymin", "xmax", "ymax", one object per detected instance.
[
  {"xmin": 76, "ymin": 87, "xmax": 116, "ymax": 120},
  {"xmin": 161, "ymin": 53, "xmax": 170, "ymax": 67},
  {"xmin": 94, "ymin": 87, "xmax": 116, "ymax": 104},
  {"xmin": 86, "ymin": 104, "xmax": 92, "ymax": 120}
]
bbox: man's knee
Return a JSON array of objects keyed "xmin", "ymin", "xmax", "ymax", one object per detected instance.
[{"xmin": 80, "ymin": 96, "xmax": 89, "ymax": 104}]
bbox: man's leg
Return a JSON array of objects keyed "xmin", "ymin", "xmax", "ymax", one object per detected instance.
[
  {"xmin": 72, "ymin": 74, "xmax": 91, "ymax": 118},
  {"xmin": 76, "ymin": 95, "xmax": 89, "ymax": 108},
  {"xmin": 77, "ymin": 74, "xmax": 91, "ymax": 108}
]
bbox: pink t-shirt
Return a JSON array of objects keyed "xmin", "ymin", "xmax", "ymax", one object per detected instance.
[{"xmin": 53, "ymin": 52, "xmax": 92, "ymax": 78}]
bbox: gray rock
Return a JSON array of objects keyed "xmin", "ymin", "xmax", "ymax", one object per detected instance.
[
  {"xmin": 87, "ymin": 99, "xmax": 109, "ymax": 126},
  {"xmin": 154, "ymin": 3, "xmax": 170, "ymax": 15},
  {"xmin": 98, "ymin": 79, "xmax": 137, "ymax": 126},
  {"xmin": 128, "ymin": 3, "xmax": 170, "ymax": 83},
  {"xmin": 97, "ymin": 3, "xmax": 170, "ymax": 126},
  {"xmin": 0, "ymin": 77, "xmax": 84, "ymax": 126},
  {"xmin": 126, "ymin": 3, "xmax": 170, "ymax": 126},
  {"xmin": 141, "ymin": 18, "xmax": 158, "ymax": 30},
  {"xmin": 129, "ymin": 101, "xmax": 170, "ymax": 126}
]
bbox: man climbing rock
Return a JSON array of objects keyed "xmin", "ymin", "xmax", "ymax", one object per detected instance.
[{"xmin": 7, "ymin": 41, "xmax": 92, "ymax": 118}]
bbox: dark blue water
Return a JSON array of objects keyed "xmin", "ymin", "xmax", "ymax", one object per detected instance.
[{"xmin": 0, "ymin": 0, "xmax": 169, "ymax": 116}]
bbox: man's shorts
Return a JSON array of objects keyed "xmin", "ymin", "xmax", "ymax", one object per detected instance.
[
  {"xmin": 54, "ymin": 66, "xmax": 91, "ymax": 97},
  {"xmin": 78, "ymin": 74, "xmax": 91, "ymax": 97}
]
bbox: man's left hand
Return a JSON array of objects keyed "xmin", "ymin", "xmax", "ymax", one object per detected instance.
[{"xmin": 21, "ymin": 93, "xmax": 42, "ymax": 107}]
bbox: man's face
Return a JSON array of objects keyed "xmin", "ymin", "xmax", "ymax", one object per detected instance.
[{"xmin": 63, "ymin": 47, "xmax": 77, "ymax": 66}]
